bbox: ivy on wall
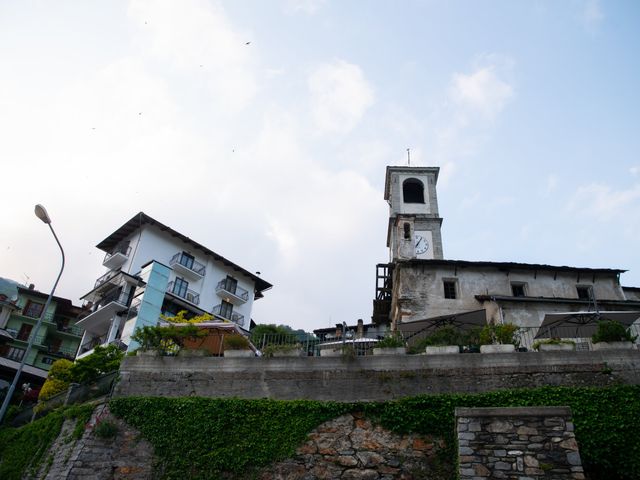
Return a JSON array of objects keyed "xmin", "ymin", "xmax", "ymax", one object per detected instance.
[
  {"xmin": 110, "ymin": 385, "xmax": 640, "ymax": 480},
  {"xmin": 2, "ymin": 386, "xmax": 639, "ymax": 480},
  {"xmin": 0, "ymin": 404, "xmax": 94, "ymax": 480}
]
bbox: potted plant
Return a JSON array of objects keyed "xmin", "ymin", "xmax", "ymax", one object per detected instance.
[
  {"xmin": 479, "ymin": 323, "xmax": 519, "ymax": 353},
  {"xmin": 262, "ymin": 343, "xmax": 304, "ymax": 357},
  {"xmin": 591, "ymin": 320, "xmax": 637, "ymax": 351},
  {"xmin": 223, "ymin": 335, "xmax": 254, "ymax": 357},
  {"xmin": 373, "ymin": 333, "xmax": 406, "ymax": 355},
  {"xmin": 423, "ymin": 326, "xmax": 462, "ymax": 355},
  {"xmin": 532, "ymin": 338, "xmax": 576, "ymax": 352}
]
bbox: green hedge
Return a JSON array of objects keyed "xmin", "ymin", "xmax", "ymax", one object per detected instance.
[
  {"xmin": 110, "ymin": 385, "xmax": 640, "ymax": 480},
  {"xmin": 0, "ymin": 404, "xmax": 94, "ymax": 480}
]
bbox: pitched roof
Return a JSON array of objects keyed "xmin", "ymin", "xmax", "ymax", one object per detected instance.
[{"xmin": 95, "ymin": 212, "xmax": 272, "ymax": 293}]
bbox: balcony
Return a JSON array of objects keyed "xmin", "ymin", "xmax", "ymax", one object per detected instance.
[
  {"xmin": 94, "ymin": 269, "xmax": 121, "ymax": 290},
  {"xmin": 103, "ymin": 245, "xmax": 131, "ymax": 269},
  {"xmin": 167, "ymin": 281, "xmax": 200, "ymax": 305},
  {"xmin": 170, "ymin": 253, "xmax": 206, "ymax": 280},
  {"xmin": 76, "ymin": 291, "xmax": 130, "ymax": 331},
  {"xmin": 211, "ymin": 304, "xmax": 245, "ymax": 327},
  {"xmin": 54, "ymin": 321, "xmax": 84, "ymax": 337},
  {"xmin": 215, "ymin": 279, "xmax": 249, "ymax": 305},
  {"xmin": 18, "ymin": 310, "xmax": 55, "ymax": 324},
  {"xmin": 44, "ymin": 342, "xmax": 78, "ymax": 360}
]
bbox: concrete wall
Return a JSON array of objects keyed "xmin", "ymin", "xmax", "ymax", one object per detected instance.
[
  {"xmin": 392, "ymin": 262, "xmax": 627, "ymax": 325},
  {"xmin": 114, "ymin": 350, "xmax": 640, "ymax": 402}
]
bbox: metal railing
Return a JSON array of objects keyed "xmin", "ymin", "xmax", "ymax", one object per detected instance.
[
  {"xmin": 79, "ymin": 333, "xmax": 108, "ymax": 354},
  {"xmin": 103, "ymin": 245, "xmax": 131, "ymax": 264},
  {"xmin": 55, "ymin": 321, "xmax": 84, "ymax": 336},
  {"xmin": 216, "ymin": 279, "xmax": 249, "ymax": 301},
  {"xmin": 170, "ymin": 252, "xmax": 206, "ymax": 277},
  {"xmin": 167, "ymin": 281, "xmax": 200, "ymax": 305},
  {"xmin": 94, "ymin": 269, "xmax": 120, "ymax": 289},
  {"xmin": 211, "ymin": 304, "xmax": 244, "ymax": 326},
  {"xmin": 94, "ymin": 290, "xmax": 130, "ymax": 310}
]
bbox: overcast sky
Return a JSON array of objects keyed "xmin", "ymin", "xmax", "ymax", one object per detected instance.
[{"xmin": 1, "ymin": 0, "xmax": 639, "ymax": 332}]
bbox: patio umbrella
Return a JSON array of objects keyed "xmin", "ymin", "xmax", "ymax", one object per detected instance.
[{"xmin": 534, "ymin": 311, "xmax": 640, "ymax": 339}]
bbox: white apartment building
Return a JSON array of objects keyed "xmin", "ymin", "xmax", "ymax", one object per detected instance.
[{"xmin": 76, "ymin": 212, "xmax": 272, "ymax": 357}]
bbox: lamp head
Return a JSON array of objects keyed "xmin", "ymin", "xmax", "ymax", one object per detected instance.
[{"xmin": 34, "ymin": 204, "xmax": 52, "ymax": 224}]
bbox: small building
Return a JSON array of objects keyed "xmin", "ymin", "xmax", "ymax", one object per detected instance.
[
  {"xmin": 373, "ymin": 166, "xmax": 640, "ymax": 347},
  {"xmin": 0, "ymin": 277, "xmax": 84, "ymax": 386},
  {"xmin": 76, "ymin": 212, "xmax": 272, "ymax": 357}
]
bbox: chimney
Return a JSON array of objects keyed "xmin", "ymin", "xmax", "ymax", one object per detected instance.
[
  {"xmin": 335, "ymin": 324, "xmax": 342, "ymax": 339},
  {"xmin": 357, "ymin": 319, "xmax": 364, "ymax": 339},
  {"xmin": 28, "ymin": 284, "xmax": 35, "ymax": 290}
]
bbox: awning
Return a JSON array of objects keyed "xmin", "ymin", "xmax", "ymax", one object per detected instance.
[
  {"xmin": 398, "ymin": 309, "xmax": 487, "ymax": 344},
  {"xmin": 535, "ymin": 311, "xmax": 640, "ymax": 339}
]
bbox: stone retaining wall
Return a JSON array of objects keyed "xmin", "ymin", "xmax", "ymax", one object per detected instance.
[
  {"xmin": 114, "ymin": 350, "xmax": 640, "ymax": 402},
  {"xmin": 455, "ymin": 407, "xmax": 583, "ymax": 479}
]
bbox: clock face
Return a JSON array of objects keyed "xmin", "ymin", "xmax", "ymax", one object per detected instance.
[{"xmin": 415, "ymin": 234, "xmax": 429, "ymax": 255}]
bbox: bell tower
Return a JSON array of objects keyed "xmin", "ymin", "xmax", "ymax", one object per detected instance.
[{"xmin": 384, "ymin": 166, "xmax": 444, "ymax": 261}]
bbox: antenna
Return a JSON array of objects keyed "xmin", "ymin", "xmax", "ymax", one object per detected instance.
[{"xmin": 406, "ymin": 148, "xmax": 411, "ymax": 166}]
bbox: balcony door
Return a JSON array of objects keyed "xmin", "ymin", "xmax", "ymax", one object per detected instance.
[
  {"xmin": 180, "ymin": 252, "xmax": 195, "ymax": 269},
  {"xmin": 173, "ymin": 277, "xmax": 189, "ymax": 298},
  {"xmin": 220, "ymin": 300, "xmax": 233, "ymax": 319},
  {"xmin": 17, "ymin": 324, "xmax": 33, "ymax": 341},
  {"xmin": 223, "ymin": 276, "xmax": 238, "ymax": 295}
]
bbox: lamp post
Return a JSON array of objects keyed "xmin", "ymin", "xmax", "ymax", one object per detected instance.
[{"xmin": 0, "ymin": 205, "xmax": 65, "ymax": 423}]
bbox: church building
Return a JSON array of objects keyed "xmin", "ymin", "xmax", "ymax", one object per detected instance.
[{"xmin": 373, "ymin": 166, "xmax": 640, "ymax": 348}]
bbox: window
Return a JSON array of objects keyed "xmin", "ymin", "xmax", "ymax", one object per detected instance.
[
  {"xmin": 179, "ymin": 252, "xmax": 195, "ymax": 269},
  {"xmin": 443, "ymin": 280, "xmax": 457, "ymax": 299},
  {"xmin": 17, "ymin": 324, "xmax": 33, "ymax": 341},
  {"xmin": 42, "ymin": 357, "xmax": 55, "ymax": 365},
  {"xmin": 220, "ymin": 300, "xmax": 233, "ymax": 319},
  {"xmin": 577, "ymin": 286, "xmax": 592, "ymax": 300},
  {"xmin": 403, "ymin": 222, "xmax": 411, "ymax": 240},
  {"xmin": 7, "ymin": 347, "xmax": 25, "ymax": 362},
  {"xmin": 23, "ymin": 300, "xmax": 44, "ymax": 318},
  {"xmin": 402, "ymin": 178, "xmax": 425, "ymax": 203},
  {"xmin": 172, "ymin": 277, "xmax": 189, "ymax": 298},
  {"xmin": 511, "ymin": 283, "xmax": 526, "ymax": 297},
  {"xmin": 223, "ymin": 276, "xmax": 238, "ymax": 295}
]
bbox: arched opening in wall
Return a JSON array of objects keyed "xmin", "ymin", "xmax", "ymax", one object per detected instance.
[{"xmin": 403, "ymin": 178, "xmax": 424, "ymax": 203}]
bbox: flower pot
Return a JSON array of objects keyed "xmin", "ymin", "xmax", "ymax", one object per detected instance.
[
  {"xmin": 224, "ymin": 349, "xmax": 254, "ymax": 358},
  {"xmin": 373, "ymin": 347, "xmax": 407, "ymax": 356},
  {"xmin": 592, "ymin": 341, "xmax": 634, "ymax": 351},
  {"xmin": 272, "ymin": 349, "xmax": 304, "ymax": 358},
  {"xmin": 538, "ymin": 343, "xmax": 575, "ymax": 352},
  {"xmin": 480, "ymin": 344, "xmax": 515, "ymax": 354},
  {"xmin": 178, "ymin": 349, "xmax": 208, "ymax": 357},
  {"xmin": 137, "ymin": 350, "xmax": 161, "ymax": 357},
  {"xmin": 425, "ymin": 345, "xmax": 460, "ymax": 355},
  {"xmin": 319, "ymin": 348, "xmax": 342, "ymax": 357}
]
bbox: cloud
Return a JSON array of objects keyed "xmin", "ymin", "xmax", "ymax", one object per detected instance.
[
  {"xmin": 567, "ymin": 183, "xmax": 640, "ymax": 220},
  {"xmin": 449, "ymin": 66, "xmax": 514, "ymax": 119},
  {"xmin": 630, "ymin": 166, "xmax": 640, "ymax": 176},
  {"xmin": 581, "ymin": 0, "xmax": 603, "ymax": 30},
  {"xmin": 128, "ymin": 0, "xmax": 257, "ymax": 111},
  {"xmin": 283, "ymin": 0, "xmax": 326, "ymax": 15},
  {"xmin": 308, "ymin": 60, "xmax": 375, "ymax": 134}
]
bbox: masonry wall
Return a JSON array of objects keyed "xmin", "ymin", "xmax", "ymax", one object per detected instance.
[
  {"xmin": 114, "ymin": 350, "xmax": 640, "ymax": 401},
  {"xmin": 456, "ymin": 407, "xmax": 583, "ymax": 479}
]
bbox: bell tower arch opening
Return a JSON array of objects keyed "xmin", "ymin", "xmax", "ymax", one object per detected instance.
[{"xmin": 402, "ymin": 178, "xmax": 425, "ymax": 204}]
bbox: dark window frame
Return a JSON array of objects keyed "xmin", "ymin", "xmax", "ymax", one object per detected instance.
[
  {"xmin": 511, "ymin": 283, "xmax": 526, "ymax": 297},
  {"xmin": 576, "ymin": 285, "xmax": 592, "ymax": 300},
  {"xmin": 402, "ymin": 178, "xmax": 425, "ymax": 204},
  {"xmin": 23, "ymin": 300, "xmax": 44, "ymax": 319},
  {"xmin": 443, "ymin": 280, "xmax": 457, "ymax": 299}
]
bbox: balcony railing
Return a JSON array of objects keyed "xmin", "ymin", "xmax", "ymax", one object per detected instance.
[
  {"xmin": 170, "ymin": 253, "xmax": 206, "ymax": 277},
  {"xmin": 211, "ymin": 304, "xmax": 245, "ymax": 327},
  {"xmin": 167, "ymin": 281, "xmax": 200, "ymax": 305},
  {"xmin": 215, "ymin": 279, "xmax": 249, "ymax": 302},
  {"xmin": 103, "ymin": 245, "xmax": 131, "ymax": 268},
  {"xmin": 94, "ymin": 269, "xmax": 120, "ymax": 289},
  {"xmin": 44, "ymin": 343, "xmax": 78, "ymax": 360},
  {"xmin": 79, "ymin": 334, "xmax": 108, "ymax": 355},
  {"xmin": 94, "ymin": 290, "xmax": 130, "ymax": 311},
  {"xmin": 55, "ymin": 321, "xmax": 84, "ymax": 336}
]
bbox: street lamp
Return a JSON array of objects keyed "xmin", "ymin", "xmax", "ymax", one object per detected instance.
[{"xmin": 0, "ymin": 205, "xmax": 65, "ymax": 423}]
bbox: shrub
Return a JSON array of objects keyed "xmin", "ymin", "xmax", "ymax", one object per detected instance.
[
  {"xmin": 592, "ymin": 320, "xmax": 637, "ymax": 343},
  {"xmin": 262, "ymin": 343, "xmax": 300, "ymax": 357},
  {"xmin": 38, "ymin": 379, "xmax": 69, "ymax": 402},
  {"xmin": 423, "ymin": 326, "xmax": 463, "ymax": 346},
  {"xmin": 479, "ymin": 323, "xmax": 519, "ymax": 346},
  {"xmin": 532, "ymin": 338, "xmax": 576, "ymax": 351},
  {"xmin": 69, "ymin": 344, "xmax": 124, "ymax": 383},
  {"xmin": 376, "ymin": 333, "xmax": 406, "ymax": 349},
  {"xmin": 131, "ymin": 325, "xmax": 206, "ymax": 355},
  {"xmin": 223, "ymin": 334, "xmax": 250, "ymax": 350},
  {"xmin": 39, "ymin": 359, "xmax": 74, "ymax": 401}
]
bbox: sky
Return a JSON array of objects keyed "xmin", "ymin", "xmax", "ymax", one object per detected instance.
[{"xmin": 1, "ymin": 0, "xmax": 639, "ymax": 332}]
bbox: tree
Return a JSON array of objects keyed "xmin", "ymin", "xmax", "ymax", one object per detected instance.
[
  {"xmin": 38, "ymin": 359, "xmax": 73, "ymax": 401},
  {"xmin": 69, "ymin": 344, "xmax": 124, "ymax": 384}
]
